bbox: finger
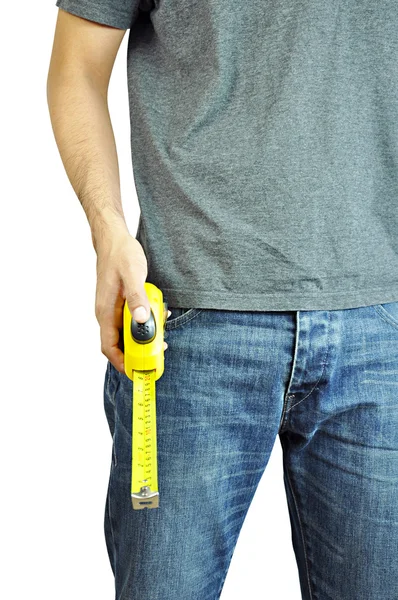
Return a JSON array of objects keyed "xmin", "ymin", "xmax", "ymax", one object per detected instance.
[
  {"xmin": 122, "ymin": 274, "xmax": 151, "ymax": 323},
  {"xmin": 100, "ymin": 310, "xmax": 125, "ymax": 374}
]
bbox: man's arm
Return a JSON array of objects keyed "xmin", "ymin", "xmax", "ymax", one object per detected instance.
[{"xmin": 47, "ymin": 9, "xmax": 168, "ymax": 372}]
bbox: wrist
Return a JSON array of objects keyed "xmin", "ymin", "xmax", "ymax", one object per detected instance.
[{"xmin": 90, "ymin": 208, "xmax": 130, "ymax": 255}]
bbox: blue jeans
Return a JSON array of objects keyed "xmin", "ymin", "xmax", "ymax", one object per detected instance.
[{"xmin": 103, "ymin": 302, "xmax": 398, "ymax": 599}]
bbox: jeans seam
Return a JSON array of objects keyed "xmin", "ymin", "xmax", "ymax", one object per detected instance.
[
  {"xmin": 287, "ymin": 338, "xmax": 330, "ymax": 412},
  {"xmin": 108, "ymin": 364, "xmax": 121, "ymax": 409},
  {"xmin": 105, "ymin": 361, "xmax": 112, "ymax": 398},
  {"xmin": 279, "ymin": 311, "xmax": 300, "ymax": 432},
  {"xmin": 287, "ymin": 310, "xmax": 331, "ymax": 413},
  {"xmin": 107, "ymin": 467, "xmax": 117, "ymax": 565},
  {"xmin": 112, "ymin": 436, "xmax": 118, "ymax": 467},
  {"xmin": 284, "ymin": 458, "xmax": 315, "ymax": 600}
]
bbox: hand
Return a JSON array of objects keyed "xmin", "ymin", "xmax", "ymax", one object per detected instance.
[{"xmin": 94, "ymin": 231, "xmax": 169, "ymax": 374}]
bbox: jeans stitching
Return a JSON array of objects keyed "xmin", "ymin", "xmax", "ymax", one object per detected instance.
[
  {"xmin": 287, "ymin": 310, "xmax": 332, "ymax": 413},
  {"xmin": 372, "ymin": 304, "xmax": 398, "ymax": 332},
  {"xmin": 107, "ymin": 364, "xmax": 121, "ymax": 409},
  {"xmin": 279, "ymin": 312, "xmax": 300, "ymax": 432},
  {"xmin": 107, "ymin": 467, "xmax": 117, "ymax": 567},
  {"xmin": 110, "ymin": 373, "xmax": 120, "ymax": 466},
  {"xmin": 165, "ymin": 308, "xmax": 204, "ymax": 331}
]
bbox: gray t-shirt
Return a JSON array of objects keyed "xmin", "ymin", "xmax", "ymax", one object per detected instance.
[{"xmin": 55, "ymin": 0, "xmax": 398, "ymax": 311}]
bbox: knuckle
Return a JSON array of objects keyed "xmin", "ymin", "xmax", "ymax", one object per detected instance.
[{"xmin": 126, "ymin": 290, "xmax": 140, "ymax": 304}]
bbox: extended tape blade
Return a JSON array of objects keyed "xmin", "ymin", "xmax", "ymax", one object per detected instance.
[{"xmin": 131, "ymin": 369, "xmax": 159, "ymax": 509}]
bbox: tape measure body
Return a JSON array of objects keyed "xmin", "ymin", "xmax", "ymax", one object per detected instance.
[{"xmin": 123, "ymin": 282, "xmax": 167, "ymax": 510}]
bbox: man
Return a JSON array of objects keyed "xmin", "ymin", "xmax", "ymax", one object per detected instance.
[{"xmin": 47, "ymin": 1, "xmax": 398, "ymax": 598}]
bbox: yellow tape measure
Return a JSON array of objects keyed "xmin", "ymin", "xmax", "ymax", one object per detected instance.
[{"xmin": 123, "ymin": 282, "xmax": 167, "ymax": 510}]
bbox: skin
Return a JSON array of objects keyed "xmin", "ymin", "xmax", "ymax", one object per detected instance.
[{"xmin": 47, "ymin": 9, "xmax": 169, "ymax": 375}]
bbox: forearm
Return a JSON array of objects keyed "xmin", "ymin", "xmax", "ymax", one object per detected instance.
[{"xmin": 47, "ymin": 72, "xmax": 129, "ymax": 253}]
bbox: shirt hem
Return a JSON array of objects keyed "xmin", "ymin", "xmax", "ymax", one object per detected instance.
[{"xmin": 159, "ymin": 286, "xmax": 398, "ymax": 311}]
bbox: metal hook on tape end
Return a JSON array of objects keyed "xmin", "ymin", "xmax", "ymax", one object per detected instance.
[{"xmin": 132, "ymin": 487, "xmax": 160, "ymax": 509}]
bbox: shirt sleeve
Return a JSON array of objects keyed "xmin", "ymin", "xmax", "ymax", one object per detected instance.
[{"xmin": 55, "ymin": 0, "xmax": 140, "ymax": 30}]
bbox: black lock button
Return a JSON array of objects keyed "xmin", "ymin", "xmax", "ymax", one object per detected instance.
[{"xmin": 131, "ymin": 309, "xmax": 156, "ymax": 343}]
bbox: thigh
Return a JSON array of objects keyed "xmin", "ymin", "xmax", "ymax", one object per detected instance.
[
  {"xmin": 280, "ymin": 302, "xmax": 398, "ymax": 600},
  {"xmin": 103, "ymin": 307, "xmax": 289, "ymax": 600}
]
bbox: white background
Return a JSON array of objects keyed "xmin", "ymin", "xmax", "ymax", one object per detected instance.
[{"xmin": 1, "ymin": 2, "xmax": 301, "ymax": 598}]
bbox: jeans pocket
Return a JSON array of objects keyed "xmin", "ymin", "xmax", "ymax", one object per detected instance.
[
  {"xmin": 103, "ymin": 361, "xmax": 120, "ymax": 467},
  {"xmin": 164, "ymin": 307, "xmax": 203, "ymax": 331},
  {"xmin": 105, "ymin": 361, "xmax": 121, "ymax": 408},
  {"xmin": 373, "ymin": 301, "xmax": 398, "ymax": 331}
]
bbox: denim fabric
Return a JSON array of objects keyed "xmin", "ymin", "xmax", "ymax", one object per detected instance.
[{"xmin": 103, "ymin": 302, "xmax": 398, "ymax": 599}]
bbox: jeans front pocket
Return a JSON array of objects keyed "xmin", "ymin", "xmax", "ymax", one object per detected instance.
[
  {"xmin": 103, "ymin": 361, "xmax": 121, "ymax": 467},
  {"xmin": 164, "ymin": 307, "xmax": 203, "ymax": 331},
  {"xmin": 373, "ymin": 301, "xmax": 398, "ymax": 332}
]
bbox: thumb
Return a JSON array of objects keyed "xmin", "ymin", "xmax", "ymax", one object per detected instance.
[{"xmin": 125, "ymin": 290, "xmax": 151, "ymax": 323}]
